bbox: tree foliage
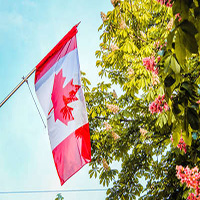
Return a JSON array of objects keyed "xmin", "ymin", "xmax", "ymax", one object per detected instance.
[
  {"xmin": 55, "ymin": 193, "xmax": 64, "ymax": 200},
  {"xmin": 82, "ymin": 0, "xmax": 200, "ymax": 199}
]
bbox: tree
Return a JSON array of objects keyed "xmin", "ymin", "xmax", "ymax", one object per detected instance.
[
  {"xmin": 55, "ymin": 193, "xmax": 64, "ymax": 200},
  {"xmin": 82, "ymin": 0, "xmax": 200, "ymax": 199}
]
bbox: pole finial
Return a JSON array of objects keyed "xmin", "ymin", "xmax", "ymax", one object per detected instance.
[{"xmin": 76, "ymin": 21, "xmax": 81, "ymax": 27}]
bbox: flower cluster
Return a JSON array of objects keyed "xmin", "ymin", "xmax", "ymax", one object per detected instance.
[
  {"xmin": 170, "ymin": 135, "xmax": 187, "ymax": 153},
  {"xmin": 197, "ymin": 100, "xmax": 200, "ymax": 104},
  {"xmin": 142, "ymin": 56, "xmax": 161, "ymax": 86},
  {"xmin": 104, "ymin": 122, "xmax": 112, "ymax": 131},
  {"xmin": 106, "ymin": 104, "xmax": 119, "ymax": 114},
  {"xmin": 112, "ymin": 131, "xmax": 120, "ymax": 140},
  {"xmin": 102, "ymin": 158, "xmax": 110, "ymax": 171},
  {"xmin": 176, "ymin": 165, "xmax": 200, "ymax": 199},
  {"xmin": 167, "ymin": 18, "xmax": 174, "ymax": 31},
  {"xmin": 153, "ymin": 41, "xmax": 167, "ymax": 51},
  {"xmin": 101, "ymin": 12, "xmax": 107, "ymax": 22},
  {"xmin": 149, "ymin": 95, "xmax": 169, "ymax": 114},
  {"xmin": 157, "ymin": 0, "xmax": 173, "ymax": 7},
  {"xmin": 188, "ymin": 193, "xmax": 199, "ymax": 200},
  {"xmin": 140, "ymin": 128, "xmax": 148, "ymax": 137},
  {"xmin": 175, "ymin": 13, "xmax": 182, "ymax": 22},
  {"xmin": 120, "ymin": 19, "xmax": 126, "ymax": 29},
  {"xmin": 177, "ymin": 136, "xmax": 187, "ymax": 153},
  {"xmin": 142, "ymin": 56, "xmax": 158, "ymax": 75},
  {"xmin": 110, "ymin": 43, "xmax": 119, "ymax": 52},
  {"xmin": 152, "ymin": 72, "xmax": 160, "ymax": 86},
  {"xmin": 128, "ymin": 67, "xmax": 135, "ymax": 76}
]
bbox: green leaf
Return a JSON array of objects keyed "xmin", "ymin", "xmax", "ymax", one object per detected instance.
[
  {"xmin": 170, "ymin": 56, "xmax": 180, "ymax": 74},
  {"xmin": 156, "ymin": 114, "xmax": 167, "ymax": 128},
  {"xmin": 165, "ymin": 87, "xmax": 172, "ymax": 100},
  {"xmin": 164, "ymin": 75, "xmax": 176, "ymax": 87},
  {"xmin": 164, "ymin": 55, "xmax": 172, "ymax": 73},
  {"xmin": 127, "ymin": 41, "xmax": 132, "ymax": 53},
  {"xmin": 194, "ymin": 7, "xmax": 200, "ymax": 17},
  {"xmin": 175, "ymin": 29, "xmax": 186, "ymax": 65},
  {"xmin": 184, "ymin": 107, "xmax": 189, "ymax": 136},
  {"xmin": 187, "ymin": 107, "xmax": 200, "ymax": 130},
  {"xmin": 96, "ymin": 60, "xmax": 101, "ymax": 66},
  {"xmin": 181, "ymin": 81, "xmax": 193, "ymax": 97},
  {"xmin": 180, "ymin": 20, "xmax": 198, "ymax": 35},
  {"xmin": 172, "ymin": 125, "xmax": 181, "ymax": 146},
  {"xmin": 182, "ymin": 29, "xmax": 198, "ymax": 53},
  {"xmin": 168, "ymin": 110, "xmax": 176, "ymax": 126},
  {"xmin": 162, "ymin": 113, "xmax": 168, "ymax": 125},
  {"xmin": 95, "ymin": 50, "xmax": 102, "ymax": 58},
  {"xmin": 98, "ymin": 24, "xmax": 103, "ymax": 31},
  {"xmin": 182, "ymin": 131, "xmax": 192, "ymax": 146},
  {"xmin": 172, "ymin": 0, "xmax": 189, "ymax": 19},
  {"xmin": 103, "ymin": 33, "xmax": 108, "ymax": 43},
  {"xmin": 90, "ymin": 171, "xmax": 94, "ymax": 178},
  {"xmin": 183, "ymin": 190, "xmax": 189, "ymax": 199},
  {"xmin": 92, "ymin": 111, "xmax": 97, "ymax": 118},
  {"xmin": 173, "ymin": 103, "xmax": 181, "ymax": 115}
]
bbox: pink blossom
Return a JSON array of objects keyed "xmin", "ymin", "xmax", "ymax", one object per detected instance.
[
  {"xmin": 154, "ymin": 68, "xmax": 159, "ymax": 75},
  {"xmin": 188, "ymin": 193, "xmax": 196, "ymax": 200},
  {"xmin": 142, "ymin": 57, "xmax": 158, "ymax": 74},
  {"xmin": 164, "ymin": 102, "xmax": 169, "ymax": 111},
  {"xmin": 170, "ymin": 135, "xmax": 173, "ymax": 143},
  {"xmin": 140, "ymin": 128, "xmax": 148, "ymax": 137},
  {"xmin": 157, "ymin": 0, "xmax": 173, "ymax": 7},
  {"xmin": 142, "ymin": 56, "xmax": 160, "ymax": 76},
  {"xmin": 166, "ymin": 0, "xmax": 173, "ymax": 7},
  {"xmin": 171, "ymin": 135, "xmax": 187, "ymax": 153},
  {"xmin": 175, "ymin": 13, "xmax": 180, "ymax": 18},
  {"xmin": 154, "ymin": 41, "xmax": 160, "ymax": 48},
  {"xmin": 149, "ymin": 95, "xmax": 169, "ymax": 114},
  {"xmin": 175, "ymin": 13, "xmax": 182, "ymax": 22},
  {"xmin": 177, "ymin": 136, "xmax": 187, "ymax": 153},
  {"xmin": 106, "ymin": 104, "xmax": 119, "ymax": 114},
  {"xmin": 176, "ymin": 165, "xmax": 200, "ymax": 199},
  {"xmin": 104, "ymin": 122, "xmax": 112, "ymax": 131}
]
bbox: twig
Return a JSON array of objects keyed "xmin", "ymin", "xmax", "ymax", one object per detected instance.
[{"xmin": 95, "ymin": 116, "xmax": 134, "ymax": 122}]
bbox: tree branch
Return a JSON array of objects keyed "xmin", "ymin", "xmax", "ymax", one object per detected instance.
[{"xmin": 95, "ymin": 116, "xmax": 134, "ymax": 122}]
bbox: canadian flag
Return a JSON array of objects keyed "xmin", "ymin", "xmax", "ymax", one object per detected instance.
[{"xmin": 34, "ymin": 24, "xmax": 91, "ymax": 185}]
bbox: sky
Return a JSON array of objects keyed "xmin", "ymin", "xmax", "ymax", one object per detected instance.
[{"xmin": 0, "ymin": 0, "xmax": 113, "ymax": 199}]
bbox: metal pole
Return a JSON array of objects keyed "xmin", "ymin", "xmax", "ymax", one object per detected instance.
[
  {"xmin": 0, "ymin": 21, "xmax": 81, "ymax": 108},
  {"xmin": 0, "ymin": 67, "xmax": 36, "ymax": 108}
]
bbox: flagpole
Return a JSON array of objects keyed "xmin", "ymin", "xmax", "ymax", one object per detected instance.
[
  {"xmin": 0, "ymin": 67, "xmax": 36, "ymax": 108},
  {"xmin": 0, "ymin": 21, "xmax": 81, "ymax": 108}
]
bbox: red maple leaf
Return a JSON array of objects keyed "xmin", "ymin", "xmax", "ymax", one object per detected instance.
[{"xmin": 51, "ymin": 69, "xmax": 80, "ymax": 126}]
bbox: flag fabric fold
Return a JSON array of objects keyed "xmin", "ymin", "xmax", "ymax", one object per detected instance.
[{"xmin": 34, "ymin": 24, "xmax": 91, "ymax": 185}]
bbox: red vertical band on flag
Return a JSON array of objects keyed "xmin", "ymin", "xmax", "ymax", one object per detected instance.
[
  {"xmin": 52, "ymin": 123, "xmax": 91, "ymax": 185},
  {"xmin": 35, "ymin": 25, "xmax": 78, "ymax": 84}
]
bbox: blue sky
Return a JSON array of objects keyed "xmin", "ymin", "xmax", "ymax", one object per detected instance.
[{"xmin": 0, "ymin": 0, "xmax": 113, "ymax": 199}]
